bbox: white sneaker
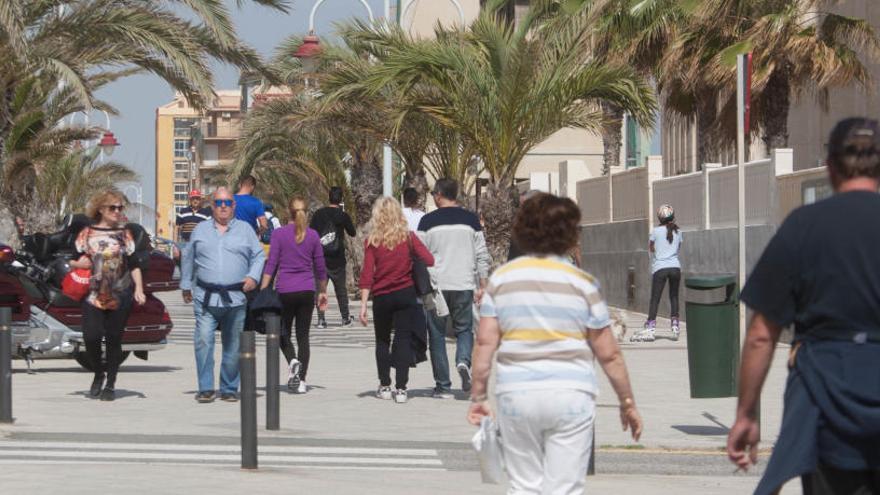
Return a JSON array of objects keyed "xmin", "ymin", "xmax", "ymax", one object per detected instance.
[
  {"xmin": 376, "ymin": 386, "xmax": 393, "ymax": 400},
  {"xmin": 288, "ymin": 359, "xmax": 301, "ymax": 392},
  {"xmin": 630, "ymin": 329, "xmax": 655, "ymax": 342},
  {"xmin": 394, "ymin": 389, "xmax": 408, "ymax": 404},
  {"xmin": 297, "ymin": 381, "xmax": 308, "ymax": 394}
]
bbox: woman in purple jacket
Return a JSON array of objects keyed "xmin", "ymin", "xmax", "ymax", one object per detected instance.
[{"xmin": 261, "ymin": 196, "xmax": 329, "ymax": 394}]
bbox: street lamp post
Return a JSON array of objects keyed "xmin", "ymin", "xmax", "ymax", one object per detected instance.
[{"xmin": 298, "ymin": 0, "xmax": 395, "ymax": 195}]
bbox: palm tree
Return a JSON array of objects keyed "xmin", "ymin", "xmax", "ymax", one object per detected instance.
[
  {"xmin": 322, "ymin": 21, "xmax": 482, "ymax": 203},
  {"xmin": 659, "ymin": 0, "xmax": 879, "ymax": 163},
  {"xmin": 233, "ymin": 95, "xmax": 351, "ymax": 211},
  {"xmin": 11, "ymin": 147, "xmax": 138, "ymax": 233},
  {"xmin": 358, "ymin": 1, "xmax": 657, "ymax": 262},
  {"xmin": 0, "ymin": 0, "xmax": 288, "ymax": 183},
  {"xmin": 708, "ymin": 0, "xmax": 880, "ymax": 153}
]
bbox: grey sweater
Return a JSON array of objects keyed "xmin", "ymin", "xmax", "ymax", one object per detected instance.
[{"xmin": 417, "ymin": 206, "xmax": 490, "ymax": 291}]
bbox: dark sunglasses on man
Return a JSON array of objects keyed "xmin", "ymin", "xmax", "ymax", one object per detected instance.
[{"xmin": 214, "ymin": 199, "xmax": 234, "ymax": 208}]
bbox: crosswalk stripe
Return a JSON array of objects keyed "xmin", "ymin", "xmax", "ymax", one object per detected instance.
[
  {"xmin": 0, "ymin": 459, "xmax": 445, "ymax": 470},
  {"xmin": 0, "ymin": 441, "xmax": 436, "ymax": 456},
  {"xmin": 0, "ymin": 450, "xmax": 443, "ymax": 465}
]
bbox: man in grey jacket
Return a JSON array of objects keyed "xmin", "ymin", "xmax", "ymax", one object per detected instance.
[{"xmin": 418, "ymin": 178, "xmax": 491, "ymax": 398}]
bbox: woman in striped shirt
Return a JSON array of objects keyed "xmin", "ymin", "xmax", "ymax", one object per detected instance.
[{"xmin": 468, "ymin": 193, "xmax": 642, "ymax": 495}]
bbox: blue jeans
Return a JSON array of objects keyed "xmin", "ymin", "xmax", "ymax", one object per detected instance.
[
  {"xmin": 193, "ymin": 303, "xmax": 246, "ymax": 394},
  {"xmin": 427, "ymin": 290, "xmax": 474, "ymax": 391}
]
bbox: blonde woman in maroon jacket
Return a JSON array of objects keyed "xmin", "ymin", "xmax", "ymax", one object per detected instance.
[{"xmin": 359, "ymin": 197, "xmax": 434, "ymax": 404}]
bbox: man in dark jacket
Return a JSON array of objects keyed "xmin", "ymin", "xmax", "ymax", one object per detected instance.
[
  {"xmin": 728, "ymin": 118, "xmax": 880, "ymax": 494},
  {"xmin": 310, "ymin": 186, "xmax": 356, "ymax": 328}
]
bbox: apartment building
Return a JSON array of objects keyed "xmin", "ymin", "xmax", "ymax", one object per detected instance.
[{"xmin": 154, "ymin": 90, "xmax": 243, "ymax": 240}]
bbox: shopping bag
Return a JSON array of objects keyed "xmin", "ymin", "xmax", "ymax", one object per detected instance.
[{"xmin": 471, "ymin": 416, "xmax": 505, "ymax": 484}]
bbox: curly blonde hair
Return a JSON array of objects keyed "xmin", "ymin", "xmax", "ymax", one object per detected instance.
[
  {"xmin": 367, "ymin": 197, "xmax": 409, "ymax": 250},
  {"xmin": 85, "ymin": 189, "xmax": 127, "ymax": 222}
]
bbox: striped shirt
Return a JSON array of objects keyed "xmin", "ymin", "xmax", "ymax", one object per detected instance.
[
  {"xmin": 480, "ymin": 255, "xmax": 611, "ymax": 394},
  {"xmin": 176, "ymin": 207, "xmax": 211, "ymax": 242}
]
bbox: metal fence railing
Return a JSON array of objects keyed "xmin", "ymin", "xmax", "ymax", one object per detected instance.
[
  {"xmin": 653, "ymin": 172, "xmax": 703, "ymax": 230},
  {"xmin": 576, "ymin": 150, "xmax": 824, "ymax": 231},
  {"xmin": 611, "ymin": 167, "xmax": 649, "ymax": 222}
]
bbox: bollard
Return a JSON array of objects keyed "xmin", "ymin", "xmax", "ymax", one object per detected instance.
[
  {"xmin": 0, "ymin": 307, "xmax": 11, "ymax": 423},
  {"xmin": 240, "ymin": 330, "xmax": 257, "ymax": 469},
  {"xmin": 265, "ymin": 314, "xmax": 280, "ymax": 431}
]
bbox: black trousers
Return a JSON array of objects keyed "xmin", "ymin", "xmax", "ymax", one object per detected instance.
[
  {"xmin": 372, "ymin": 286, "xmax": 424, "ymax": 390},
  {"xmin": 82, "ymin": 298, "xmax": 132, "ymax": 388},
  {"xmin": 803, "ymin": 463, "xmax": 880, "ymax": 494},
  {"xmin": 318, "ymin": 264, "xmax": 349, "ymax": 321},
  {"xmin": 279, "ymin": 291, "xmax": 315, "ymax": 380},
  {"xmin": 648, "ymin": 267, "xmax": 681, "ymax": 321}
]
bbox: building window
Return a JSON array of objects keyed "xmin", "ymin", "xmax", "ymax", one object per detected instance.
[
  {"xmin": 174, "ymin": 118, "xmax": 197, "ymax": 137},
  {"xmin": 174, "ymin": 171, "xmax": 189, "ymax": 179},
  {"xmin": 802, "ymin": 179, "xmax": 832, "ymax": 205},
  {"xmin": 174, "ymin": 139, "xmax": 190, "ymax": 158},
  {"xmin": 625, "ymin": 114, "xmax": 642, "ymax": 169},
  {"xmin": 174, "ymin": 162, "xmax": 188, "ymax": 171}
]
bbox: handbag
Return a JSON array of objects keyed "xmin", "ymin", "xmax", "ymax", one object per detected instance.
[
  {"xmin": 407, "ymin": 233, "xmax": 433, "ymax": 297},
  {"xmin": 61, "ymin": 267, "xmax": 91, "ymax": 302}
]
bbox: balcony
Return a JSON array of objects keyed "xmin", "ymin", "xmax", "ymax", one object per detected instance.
[
  {"xmin": 200, "ymin": 158, "xmax": 234, "ymax": 169},
  {"xmin": 201, "ymin": 121, "xmax": 241, "ymax": 140}
]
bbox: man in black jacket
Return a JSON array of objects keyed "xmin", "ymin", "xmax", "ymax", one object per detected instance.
[{"xmin": 310, "ymin": 186, "xmax": 356, "ymax": 328}]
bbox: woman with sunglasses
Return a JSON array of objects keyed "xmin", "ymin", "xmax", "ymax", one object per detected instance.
[{"xmin": 71, "ymin": 190, "xmax": 147, "ymax": 401}]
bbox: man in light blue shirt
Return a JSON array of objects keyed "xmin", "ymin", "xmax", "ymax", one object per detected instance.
[{"xmin": 181, "ymin": 187, "xmax": 265, "ymax": 403}]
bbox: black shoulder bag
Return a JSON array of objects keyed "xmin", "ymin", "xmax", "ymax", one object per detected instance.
[{"xmin": 407, "ymin": 233, "xmax": 433, "ymax": 297}]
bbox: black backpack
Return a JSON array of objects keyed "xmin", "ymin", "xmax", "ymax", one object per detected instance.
[{"xmin": 318, "ymin": 220, "xmax": 341, "ymax": 257}]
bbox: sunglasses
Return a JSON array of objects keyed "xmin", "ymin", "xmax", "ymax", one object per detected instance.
[
  {"xmin": 105, "ymin": 204, "xmax": 125, "ymax": 213},
  {"xmin": 214, "ymin": 199, "xmax": 234, "ymax": 208}
]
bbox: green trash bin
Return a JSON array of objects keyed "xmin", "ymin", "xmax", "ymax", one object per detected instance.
[{"xmin": 684, "ymin": 274, "xmax": 739, "ymax": 398}]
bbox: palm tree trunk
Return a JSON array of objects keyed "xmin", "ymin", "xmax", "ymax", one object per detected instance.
[
  {"xmin": 601, "ymin": 102, "xmax": 624, "ymax": 174},
  {"xmin": 404, "ymin": 169, "xmax": 430, "ymax": 208},
  {"xmin": 346, "ymin": 143, "xmax": 383, "ymax": 294},
  {"xmin": 479, "ymin": 181, "xmax": 518, "ymax": 269},
  {"xmin": 760, "ymin": 67, "xmax": 791, "ymax": 154},
  {"xmin": 696, "ymin": 97, "xmax": 719, "ymax": 167}
]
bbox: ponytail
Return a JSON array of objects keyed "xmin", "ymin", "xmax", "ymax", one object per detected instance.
[
  {"xmin": 665, "ymin": 221, "xmax": 679, "ymax": 244},
  {"xmin": 289, "ymin": 196, "xmax": 308, "ymax": 244}
]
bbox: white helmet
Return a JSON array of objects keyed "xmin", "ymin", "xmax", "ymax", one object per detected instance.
[{"xmin": 657, "ymin": 204, "xmax": 674, "ymax": 222}]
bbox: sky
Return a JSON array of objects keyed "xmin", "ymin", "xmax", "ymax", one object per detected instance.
[{"xmin": 96, "ymin": 0, "xmax": 387, "ymax": 211}]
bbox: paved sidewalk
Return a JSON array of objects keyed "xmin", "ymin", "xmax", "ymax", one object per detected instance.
[{"xmin": 0, "ymin": 293, "xmax": 796, "ymax": 494}]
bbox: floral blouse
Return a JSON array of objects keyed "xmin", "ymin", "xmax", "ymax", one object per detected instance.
[{"xmin": 75, "ymin": 227, "xmax": 136, "ymax": 310}]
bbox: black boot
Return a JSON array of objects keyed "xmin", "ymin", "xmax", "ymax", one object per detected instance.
[
  {"xmin": 100, "ymin": 387, "xmax": 115, "ymax": 402},
  {"xmin": 89, "ymin": 374, "xmax": 105, "ymax": 398}
]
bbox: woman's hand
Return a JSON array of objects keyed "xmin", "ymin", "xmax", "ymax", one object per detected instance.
[
  {"xmin": 318, "ymin": 293, "xmax": 329, "ymax": 312},
  {"xmin": 467, "ymin": 401, "xmax": 492, "ymax": 426},
  {"xmin": 619, "ymin": 400, "xmax": 643, "ymax": 442},
  {"xmin": 134, "ymin": 289, "xmax": 147, "ymax": 306},
  {"xmin": 359, "ymin": 305, "xmax": 369, "ymax": 327}
]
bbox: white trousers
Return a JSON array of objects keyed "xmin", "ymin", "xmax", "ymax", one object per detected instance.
[{"xmin": 496, "ymin": 389, "xmax": 595, "ymax": 495}]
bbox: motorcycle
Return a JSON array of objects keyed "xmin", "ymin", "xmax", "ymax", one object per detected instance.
[{"xmin": 0, "ymin": 214, "xmax": 176, "ymax": 371}]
